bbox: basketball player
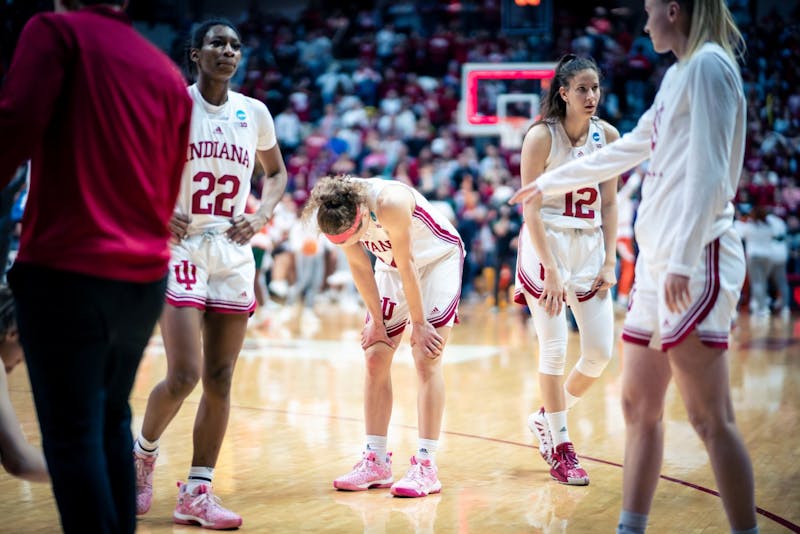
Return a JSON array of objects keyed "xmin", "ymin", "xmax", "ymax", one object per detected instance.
[
  {"xmin": 510, "ymin": 1, "xmax": 757, "ymax": 532},
  {"xmin": 304, "ymin": 176, "xmax": 464, "ymax": 498},
  {"xmin": 514, "ymin": 54, "xmax": 619, "ymax": 486},
  {"xmin": 133, "ymin": 19, "xmax": 287, "ymax": 529}
]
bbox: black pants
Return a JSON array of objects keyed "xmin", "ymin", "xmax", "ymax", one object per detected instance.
[{"xmin": 9, "ymin": 263, "xmax": 166, "ymax": 534}]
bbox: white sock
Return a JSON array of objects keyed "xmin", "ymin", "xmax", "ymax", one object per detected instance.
[
  {"xmin": 365, "ymin": 435, "xmax": 388, "ymax": 463},
  {"xmin": 546, "ymin": 410, "xmax": 570, "ymax": 446},
  {"xmin": 135, "ymin": 435, "xmax": 159, "ymax": 456},
  {"xmin": 417, "ymin": 438, "xmax": 438, "ymax": 463},
  {"xmin": 564, "ymin": 385, "xmax": 581, "ymax": 410},
  {"xmin": 186, "ymin": 466, "xmax": 214, "ymax": 493},
  {"xmin": 617, "ymin": 510, "xmax": 648, "ymax": 534}
]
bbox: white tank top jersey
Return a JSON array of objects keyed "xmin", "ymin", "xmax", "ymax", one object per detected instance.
[
  {"xmin": 176, "ymin": 84, "xmax": 277, "ymax": 234},
  {"xmin": 534, "ymin": 43, "xmax": 746, "ymax": 277},
  {"xmin": 539, "ymin": 118, "xmax": 606, "ymax": 230},
  {"xmin": 357, "ymin": 178, "xmax": 464, "ymax": 270}
]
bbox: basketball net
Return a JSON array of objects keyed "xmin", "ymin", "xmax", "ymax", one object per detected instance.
[{"xmin": 498, "ymin": 117, "xmax": 530, "ymax": 150}]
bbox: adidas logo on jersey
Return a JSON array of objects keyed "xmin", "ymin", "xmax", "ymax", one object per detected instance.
[{"xmin": 213, "ymin": 126, "xmax": 223, "ymax": 135}]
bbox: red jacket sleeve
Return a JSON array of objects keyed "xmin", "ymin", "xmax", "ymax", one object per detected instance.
[{"xmin": 0, "ymin": 14, "xmax": 73, "ymax": 188}]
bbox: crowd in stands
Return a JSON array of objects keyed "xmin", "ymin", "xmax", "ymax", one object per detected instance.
[{"xmin": 2, "ymin": 0, "xmax": 798, "ymax": 315}]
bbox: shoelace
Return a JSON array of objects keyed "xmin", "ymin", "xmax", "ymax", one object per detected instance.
[
  {"xmin": 189, "ymin": 488, "xmax": 224, "ymax": 511},
  {"xmin": 135, "ymin": 457, "xmax": 153, "ymax": 484},
  {"xmin": 405, "ymin": 462, "xmax": 432, "ymax": 485},
  {"xmin": 560, "ymin": 445, "xmax": 580, "ymax": 468},
  {"xmin": 353, "ymin": 456, "xmax": 373, "ymax": 471}
]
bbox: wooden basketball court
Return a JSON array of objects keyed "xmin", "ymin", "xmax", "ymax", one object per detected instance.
[{"xmin": 2, "ymin": 301, "xmax": 798, "ymax": 532}]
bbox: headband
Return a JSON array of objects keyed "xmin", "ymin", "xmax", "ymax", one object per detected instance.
[{"xmin": 324, "ymin": 205, "xmax": 364, "ymax": 244}]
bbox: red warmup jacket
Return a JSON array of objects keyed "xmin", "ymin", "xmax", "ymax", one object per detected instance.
[{"xmin": 0, "ymin": 6, "xmax": 192, "ymax": 282}]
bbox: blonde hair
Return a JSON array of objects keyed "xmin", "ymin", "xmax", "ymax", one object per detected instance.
[
  {"xmin": 302, "ymin": 176, "xmax": 369, "ymax": 234},
  {"xmin": 679, "ymin": 0, "xmax": 745, "ymax": 61}
]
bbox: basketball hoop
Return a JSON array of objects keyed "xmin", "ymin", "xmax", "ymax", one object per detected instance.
[{"xmin": 498, "ymin": 117, "xmax": 531, "ymax": 150}]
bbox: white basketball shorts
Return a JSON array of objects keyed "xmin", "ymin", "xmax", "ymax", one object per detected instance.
[
  {"xmin": 371, "ymin": 250, "xmax": 463, "ymax": 338},
  {"xmin": 514, "ymin": 223, "xmax": 606, "ymax": 304},
  {"xmin": 622, "ymin": 227, "xmax": 745, "ymax": 351},
  {"xmin": 166, "ymin": 232, "xmax": 256, "ymax": 314}
]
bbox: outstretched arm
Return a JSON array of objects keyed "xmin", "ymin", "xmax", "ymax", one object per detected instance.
[{"xmin": 509, "ymin": 107, "xmax": 654, "ymax": 205}]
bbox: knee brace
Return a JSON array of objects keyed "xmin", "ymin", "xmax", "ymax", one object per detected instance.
[
  {"xmin": 574, "ymin": 344, "xmax": 613, "ymax": 378},
  {"xmin": 538, "ymin": 336, "xmax": 567, "ymax": 375}
]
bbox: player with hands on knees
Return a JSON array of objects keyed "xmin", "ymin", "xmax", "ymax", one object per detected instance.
[{"xmin": 304, "ymin": 176, "xmax": 464, "ymax": 499}]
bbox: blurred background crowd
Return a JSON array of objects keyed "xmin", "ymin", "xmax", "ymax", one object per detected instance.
[{"xmin": 1, "ymin": 0, "xmax": 798, "ymax": 320}]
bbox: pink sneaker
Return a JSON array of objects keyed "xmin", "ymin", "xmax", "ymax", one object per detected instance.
[
  {"xmin": 333, "ymin": 451, "xmax": 393, "ymax": 491},
  {"xmin": 134, "ymin": 451, "xmax": 157, "ymax": 515},
  {"xmin": 550, "ymin": 442, "xmax": 589, "ymax": 486},
  {"xmin": 527, "ymin": 407, "xmax": 554, "ymax": 467},
  {"xmin": 173, "ymin": 481, "xmax": 243, "ymax": 530},
  {"xmin": 390, "ymin": 456, "xmax": 442, "ymax": 498}
]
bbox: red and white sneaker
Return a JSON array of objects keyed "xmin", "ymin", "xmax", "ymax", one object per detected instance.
[
  {"xmin": 333, "ymin": 451, "xmax": 394, "ymax": 491},
  {"xmin": 550, "ymin": 442, "xmax": 589, "ymax": 486},
  {"xmin": 173, "ymin": 481, "xmax": 243, "ymax": 530},
  {"xmin": 390, "ymin": 456, "xmax": 442, "ymax": 498},
  {"xmin": 527, "ymin": 407, "xmax": 555, "ymax": 467},
  {"xmin": 134, "ymin": 451, "xmax": 157, "ymax": 515}
]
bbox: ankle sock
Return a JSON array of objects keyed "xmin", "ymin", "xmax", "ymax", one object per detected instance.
[
  {"xmin": 135, "ymin": 435, "xmax": 159, "ymax": 456},
  {"xmin": 617, "ymin": 510, "xmax": 648, "ymax": 534},
  {"xmin": 417, "ymin": 438, "xmax": 438, "ymax": 463},
  {"xmin": 365, "ymin": 435, "xmax": 388, "ymax": 463},
  {"xmin": 186, "ymin": 466, "xmax": 214, "ymax": 493}
]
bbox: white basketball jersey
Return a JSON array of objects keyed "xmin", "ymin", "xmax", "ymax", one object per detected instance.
[
  {"xmin": 540, "ymin": 118, "xmax": 606, "ymax": 229},
  {"xmin": 177, "ymin": 84, "xmax": 277, "ymax": 233},
  {"xmin": 358, "ymin": 178, "xmax": 464, "ymax": 270}
]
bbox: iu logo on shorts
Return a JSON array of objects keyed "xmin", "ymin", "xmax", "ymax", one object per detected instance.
[
  {"xmin": 381, "ymin": 297, "xmax": 397, "ymax": 321},
  {"xmin": 174, "ymin": 260, "xmax": 197, "ymax": 290}
]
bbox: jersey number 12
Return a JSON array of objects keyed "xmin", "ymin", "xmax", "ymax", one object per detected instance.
[{"xmin": 562, "ymin": 188, "xmax": 597, "ymax": 219}]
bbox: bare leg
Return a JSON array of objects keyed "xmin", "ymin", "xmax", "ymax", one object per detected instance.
[
  {"xmin": 191, "ymin": 312, "xmax": 248, "ymax": 467},
  {"xmin": 140, "ymin": 306, "xmax": 203, "ymax": 442},
  {"xmin": 563, "ymin": 370, "xmax": 595, "ymax": 398},
  {"xmin": 364, "ymin": 339, "xmax": 399, "ymax": 436},
  {"xmin": 413, "ymin": 326, "xmax": 451, "ymax": 439},
  {"xmin": 668, "ymin": 333, "xmax": 757, "ymax": 530},
  {"xmin": 620, "ymin": 342, "xmax": 672, "ymax": 514}
]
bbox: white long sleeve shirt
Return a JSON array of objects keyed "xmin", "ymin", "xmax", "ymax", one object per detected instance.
[{"xmin": 535, "ymin": 43, "xmax": 746, "ymax": 276}]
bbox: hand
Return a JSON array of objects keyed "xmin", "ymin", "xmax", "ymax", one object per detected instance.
[
  {"xmin": 169, "ymin": 213, "xmax": 191, "ymax": 241},
  {"xmin": 361, "ymin": 317, "xmax": 396, "ymax": 350},
  {"xmin": 539, "ymin": 268, "xmax": 565, "ymax": 317},
  {"xmin": 226, "ymin": 212, "xmax": 268, "ymax": 245},
  {"xmin": 410, "ymin": 321, "xmax": 444, "ymax": 359},
  {"xmin": 508, "ymin": 182, "xmax": 543, "ymax": 206},
  {"xmin": 592, "ymin": 263, "xmax": 617, "ymax": 292},
  {"xmin": 664, "ymin": 273, "xmax": 691, "ymax": 313}
]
